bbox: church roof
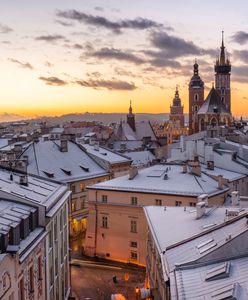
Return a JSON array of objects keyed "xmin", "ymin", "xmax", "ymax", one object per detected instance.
[{"xmin": 197, "ymin": 87, "xmax": 229, "ymax": 115}]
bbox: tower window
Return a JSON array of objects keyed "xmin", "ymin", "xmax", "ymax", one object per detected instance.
[
  {"xmin": 221, "ymin": 88, "xmax": 225, "ymax": 95},
  {"xmin": 194, "ymin": 94, "xmax": 199, "ymax": 101},
  {"xmin": 195, "ymin": 105, "xmax": 198, "ymax": 112},
  {"xmin": 221, "ymin": 96, "xmax": 224, "ymax": 102}
]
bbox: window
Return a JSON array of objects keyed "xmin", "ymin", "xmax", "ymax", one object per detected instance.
[
  {"xmin": 28, "ymin": 266, "xmax": 34, "ymax": 294},
  {"xmin": 130, "ymin": 220, "xmax": 137, "ymax": 233},
  {"xmin": 155, "ymin": 199, "xmax": 162, "ymax": 206},
  {"xmin": 189, "ymin": 202, "xmax": 196, "ymax": 207},
  {"xmin": 102, "ymin": 195, "xmax": 108, "ymax": 203},
  {"xmin": 18, "ymin": 277, "xmax": 24, "ymax": 300},
  {"xmin": 102, "ymin": 216, "xmax": 108, "ymax": 228},
  {"xmin": 71, "ymin": 185, "xmax": 76, "ymax": 194},
  {"xmin": 130, "ymin": 241, "xmax": 137, "ymax": 248},
  {"xmin": 131, "ymin": 197, "xmax": 137, "ymax": 206},
  {"xmin": 175, "ymin": 201, "xmax": 182, "ymax": 207},
  {"xmin": 130, "ymin": 251, "xmax": 138, "ymax": 260},
  {"xmin": 80, "ymin": 183, "xmax": 85, "ymax": 191},
  {"xmin": 38, "ymin": 256, "xmax": 42, "ymax": 280},
  {"xmin": 71, "ymin": 201, "xmax": 76, "ymax": 212},
  {"xmin": 81, "ymin": 197, "xmax": 86, "ymax": 209},
  {"xmin": 194, "ymin": 93, "xmax": 198, "ymax": 101}
]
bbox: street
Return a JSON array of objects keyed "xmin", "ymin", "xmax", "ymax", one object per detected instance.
[{"xmin": 71, "ymin": 259, "xmax": 146, "ymax": 300}]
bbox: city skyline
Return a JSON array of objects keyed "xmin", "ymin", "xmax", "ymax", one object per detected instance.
[{"xmin": 1, "ymin": 0, "xmax": 248, "ymax": 118}]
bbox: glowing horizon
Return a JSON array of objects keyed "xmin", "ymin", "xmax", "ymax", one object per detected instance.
[{"xmin": 0, "ymin": 0, "xmax": 248, "ymax": 120}]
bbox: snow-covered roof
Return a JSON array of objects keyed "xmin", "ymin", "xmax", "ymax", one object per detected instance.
[
  {"xmin": 21, "ymin": 140, "xmax": 109, "ymax": 183},
  {"xmin": 198, "ymin": 88, "xmax": 229, "ymax": 115},
  {"xmin": 0, "ymin": 168, "xmax": 68, "ymax": 210},
  {"xmin": 88, "ymin": 164, "xmax": 228, "ymax": 197},
  {"xmin": 201, "ymin": 165, "xmax": 246, "ymax": 181},
  {"xmin": 144, "ymin": 206, "xmax": 228, "ymax": 254},
  {"xmin": 123, "ymin": 150, "xmax": 156, "ymax": 167},
  {"xmin": 174, "ymin": 256, "xmax": 248, "ymax": 299},
  {"xmin": 50, "ymin": 127, "xmax": 64, "ymax": 134},
  {"xmin": 112, "ymin": 140, "xmax": 143, "ymax": 151},
  {"xmin": 81, "ymin": 144, "xmax": 131, "ymax": 164},
  {"xmin": 0, "ymin": 139, "xmax": 9, "ymax": 149},
  {"xmin": 117, "ymin": 121, "xmax": 157, "ymax": 141}
]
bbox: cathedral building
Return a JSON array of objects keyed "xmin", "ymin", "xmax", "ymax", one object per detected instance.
[{"xmin": 189, "ymin": 33, "xmax": 232, "ymax": 134}]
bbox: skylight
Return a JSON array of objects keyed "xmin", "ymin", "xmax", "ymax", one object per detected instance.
[
  {"xmin": 206, "ymin": 262, "xmax": 230, "ymax": 281},
  {"xmin": 211, "ymin": 283, "xmax": 240, "ymax": 300},
  {"xmin": 197, "ymin": 239, "xmax": 217, "ymax": 254}
]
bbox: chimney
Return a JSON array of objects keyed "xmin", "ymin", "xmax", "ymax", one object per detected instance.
[
  {"xmin": 231, "ymin": 191, "xmax": 239, "ymax": 206},
  {"xmin": 182, "ymin": 164, "xmax": 187, "ymax": 173},
  {"xmin": 196, "ymin": 201, "xmax": 206, "ymax": 219},
  {"xmin": 13, "ymin": 144, "xmax": 22, "ymax": 153},
  {"xmin": 188, "ymin": 159, "xmax": 201, "ymax": 176},
  {"xmin": 197, "ymin": 194, "xmax": 208, "ymax": 206},
  {"xmin": 129, "ymin": 166, "xmax": 138, "ymax": 180},
  {"xmin": 94, "ymin": 142, "xmax": 99, "ymax": 151},
  {"xmin": 207, "ymin": 160, "xmax": 214, "ymax": 170},
  {"xmin": 19, "ymin": 174, "xmax": 28, "ymax": 186},
  {"xmin": 60, "ymin": 140, "xmax": 68, "ymax": 152},
  {"xmin": 217, "ymin": 175, "xmax": 224, "ymax": 189}
]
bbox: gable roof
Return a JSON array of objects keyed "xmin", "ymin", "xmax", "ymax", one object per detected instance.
[
  {"xmin": 116, "ymin": 121, "xmax": 157, "ymax": 141},
  {"xmin": 198, "ymin": 88, "xmax": 229, "ymax": 115},
  {"xmin": 20, "ymin": 140, "xmax": 109, "ymax": 183}
]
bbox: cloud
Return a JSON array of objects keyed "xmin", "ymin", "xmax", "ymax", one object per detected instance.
[
  {"xmin": 89, "ymin": 47, "xmax": 146, "ymax": 64},
  {"xmin": 1, "ymin": 40, "xmax": 11, "ymax": 44},
  {"xmin": 231, "ymin": 31, "xmax": 248, "ymax": 45},
  {"xmin": 0, "ymin": 23, "xmax": 13, "ymax": 34},
  {"xmin": 44, "ymin": 61, "xmax": 54, "ymax": 67},
  {"xmin": 39, "ymin": 76, "xmax": 68, "ymax": 86},
  {"xmin": 94, "ymin": 6, "xmax": 104, "ymax": 12},
  {"xmin": 232, "ymin": 65, "xmax": 248, "ymax": 83},
  {"xmin": 8, "ymin": 58, "xmax": 33, "ymax": 69},
  {"xmin": 55, "ymin": 19, "xmax": 74, "ymax": 27},
  {"xmin": 56, "ymin": 9, "xmax": 165, "ymax": 34},
  {"xmin": 232, "ymin": 50, "xmax": 248, "ymax": 62},
  {"xmin": 75, "ymin": 79, "xmax": 137, "ymax": 90},
  {"xmin": 35, "ymin": 34, "xmax": 65, "ymax": 43},
  {"xmin": 150, "ymin": 31, "xmax": 205, "ymax": 59},
  {"xmin": 73, "ymin": 43, "xmax": 84, "ymax": 49}
]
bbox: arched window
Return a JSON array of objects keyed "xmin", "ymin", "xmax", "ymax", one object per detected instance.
[
  {"xmin": 210, "ymin": 117, "xmax": 218, "ymax": 127},
  {"xmin": 195, "ymin": 105, "xmax": 198, "ymax": 112},
  {"xmin": 194, "ymin": 94, "xmax": 199, "ymax": 101},
  {"xmin": 199, "ymin": 118, "xmax": 205, "ymax": 131}
]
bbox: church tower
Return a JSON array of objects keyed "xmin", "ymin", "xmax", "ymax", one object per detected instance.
[
  {"xmin": 169, "ymin": 87, "xmax": 184, "ymax": 127},
  {"xmin": 215, "ymin": 31, "xmax": 231, "ymax": 113},
  {"xmin": 189, "ymin": 61, "xmax": 204, "ymax": 134},
  {"xmin": 127, "ymin": 100, "xmax": 135, "ymax": 131}
]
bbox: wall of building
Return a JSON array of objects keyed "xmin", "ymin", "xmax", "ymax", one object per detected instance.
[{"xmin": 85, "ymin": 188, "xmax": 226, "ymax": 265}]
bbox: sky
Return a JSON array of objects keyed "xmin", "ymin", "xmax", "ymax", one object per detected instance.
[{"xmin": 1, "ymin": 0, "xmax": 248, "ymax": 119}]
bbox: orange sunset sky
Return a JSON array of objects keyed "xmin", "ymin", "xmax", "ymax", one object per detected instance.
[{"xmin": 1, "ymin": 0, "xmax": 248, "ymax": 119}]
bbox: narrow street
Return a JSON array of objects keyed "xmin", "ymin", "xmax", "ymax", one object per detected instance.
[{"xmin": 71, "ymin": 259, "xmax": 146, "ymax": 300}]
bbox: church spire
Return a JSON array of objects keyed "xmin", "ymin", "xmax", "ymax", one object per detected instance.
[
  {"xmin": 129, "ymin": 100, "xmax": 133, "ymax": 114},
  {"xmin": 220, "ymin": 31, "xmax": 226, "ymax": 65}
]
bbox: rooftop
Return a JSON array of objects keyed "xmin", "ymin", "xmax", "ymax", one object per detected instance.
[
  {"xmin": 81, "ymin": 144, "xmax": 131, "ymax": 164},
  {"xmin": 21, "ymin": 140, "xmax": 109, "ymax": 182},
  {"xmin": 0, "ymin": 167, "xmax": 68, "ymax": 210},
  {"xmin": 89, "ymin": 164, "xmax": 228, "ymax": 197}
]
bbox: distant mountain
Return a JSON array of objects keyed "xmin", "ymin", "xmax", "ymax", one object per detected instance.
[{"xmin": 0, "ymin": 112, "xmax": 190, "ymax": 125}]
